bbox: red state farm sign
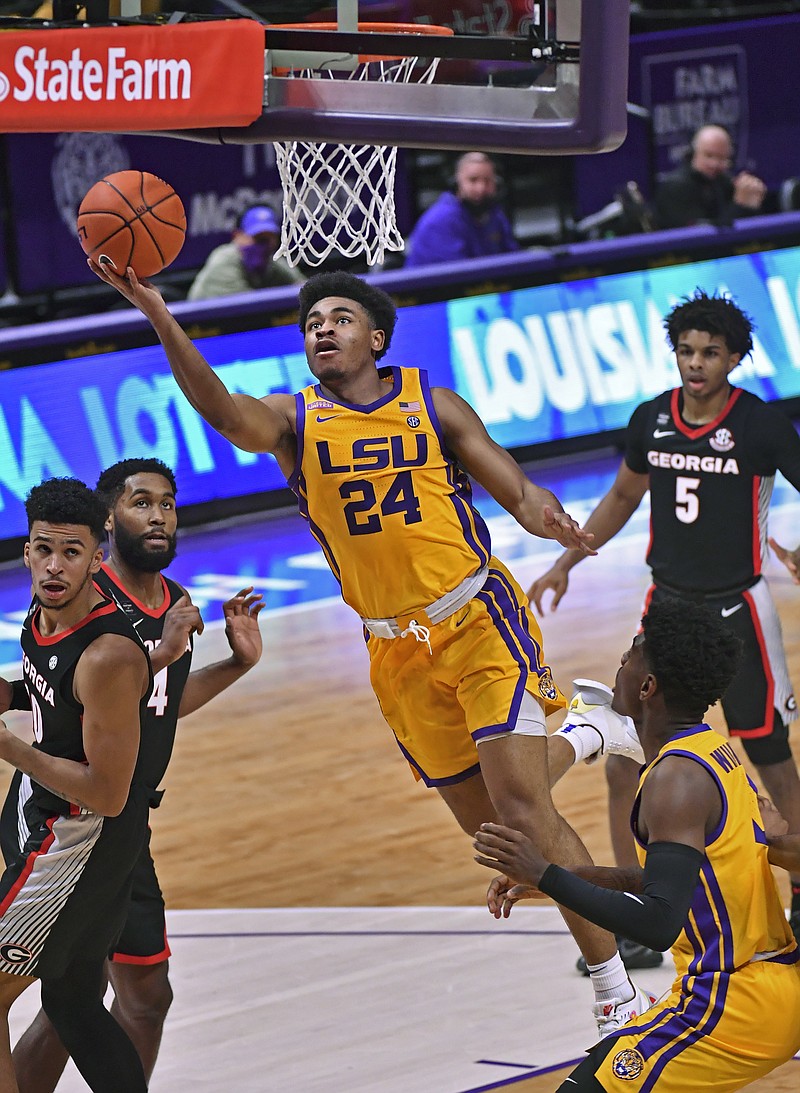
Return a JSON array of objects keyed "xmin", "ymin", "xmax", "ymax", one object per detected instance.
[{"xmin": 0, "ymin": 21, "xmax": 265, "ymax": 132}]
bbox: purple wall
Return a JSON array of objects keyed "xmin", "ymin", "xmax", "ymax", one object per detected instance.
[
  {"xmin": 4, "ymin": 132, "xmax": 285, "ymax": 294},
  {"xmin": 574, "ymin": 13, "xmax": 800, "ymax": 218}
]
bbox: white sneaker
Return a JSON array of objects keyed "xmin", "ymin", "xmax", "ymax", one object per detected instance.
[
  {"xmin": 555, "ymin": 679, "xmax": 645, "ymax": 765},
  {"xmin": 593, "ymin": 985, "xmax": 657, "ymax": 1039}
]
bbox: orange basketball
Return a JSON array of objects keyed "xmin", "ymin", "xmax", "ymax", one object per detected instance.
[{"xmin": 77, "ymin": 170, "xmax": 186, "ymax": 278}]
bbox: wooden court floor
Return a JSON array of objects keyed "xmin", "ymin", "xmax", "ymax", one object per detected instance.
[{"xmin": 2, "ymin": 490, "xmax": 800, "ymax": 1089}]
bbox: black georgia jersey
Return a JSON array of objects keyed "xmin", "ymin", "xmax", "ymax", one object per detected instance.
[
  {"xmin": 95, "ymin": 564, "xmax": 193, "ymax": 792},
  {"xmin": 19, "ymin": 590, "xmax": 151, "ymax": 826},
  {"xmin": 626, "ymin": 387, "xmax": 800, "ymax": 593}
]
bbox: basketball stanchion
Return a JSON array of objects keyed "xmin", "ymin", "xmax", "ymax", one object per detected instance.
[{"xmin": 266, "ymin": 22, "xmax": 453, "ymax": 269}]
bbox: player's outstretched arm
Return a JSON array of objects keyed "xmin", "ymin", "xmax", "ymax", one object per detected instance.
[
  {"xmin": 178, "ymin": 588, "xmax": 265, "ymax": 718},
  {"xmin": 89, "ymin": 261, "xmax": 295, "ymax": 455},
  {"xmin": 432, "ymin": 388, "xmax": 595, "ymax": 553},
  {"xmin": 529, "ymin": 461, "xmax": 648, "ymax": 613},
  {"xmin": 0, "ymin": 636, "xmax": 148, "ymax": 816}
]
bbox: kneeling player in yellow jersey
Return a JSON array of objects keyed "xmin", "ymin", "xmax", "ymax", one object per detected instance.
[
  {"xmin": 93, "ymin": 262, "xmax": 654, "ymax": 1035},
  {"xmin": 475, "ymin": 597, "xmax": 800, "ymax": 1092}
]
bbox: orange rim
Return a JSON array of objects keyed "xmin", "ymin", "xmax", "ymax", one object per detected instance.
[{"xmin": 266, "ymin": 21, "xmax": 454, "ymax": 66}]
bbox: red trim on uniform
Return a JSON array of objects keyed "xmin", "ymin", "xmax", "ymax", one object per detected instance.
[
  {"xmin": 0, "ymin": 817, "xmax": 57, "ymax": 915},
  {"xmin": 751, "ymin": 477, "xmax": 762, "ymax": 576},
  {"xmin": 110, "ymin": 931, "xmax": 171, "ymax": 966},
  {"xmin": 670, "ymin": 386, "xmax": 743, "ymax": 438},
  {"xmin": 31, "ymin": 598, "xmax": 117, "ymax": 646},
  {"xmin": 730, "ymin": 587, "xmax": 774, "ymax": 738},
  {"xmin": 100, "ymin": 564, "xmax": 171, "ymax": 619}
]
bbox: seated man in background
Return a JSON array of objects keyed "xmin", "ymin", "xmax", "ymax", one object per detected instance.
[
  {"xmin": 654, "ymin": 124, "xmax": 768, "ymax": 229},
  {"xmin": 403, "ymin": 152, "xmax": 520, "ymax": 268},
  {"xmin": 188, "ymin": 204, "xmax": 304, "ymax": 301}
]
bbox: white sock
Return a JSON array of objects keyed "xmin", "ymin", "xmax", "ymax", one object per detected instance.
[
  {"xmin": 555, "ymin": 722, "xmax": 604, "ymax": 764},
  {"xmin": 586, "ymin": 951, "xmax": 634, "ymax": 1004}
]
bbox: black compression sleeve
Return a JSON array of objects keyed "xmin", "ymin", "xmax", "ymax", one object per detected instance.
[
  {"xmin": 8, "ymin": 680, "xmax": 30, "ymax": 711},
  {"xmin": 538, "ymin": 841, "xmax": 704, "ymax": 952}
]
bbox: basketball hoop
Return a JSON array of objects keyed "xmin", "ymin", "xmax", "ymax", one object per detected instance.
[{"xmin": 266, "ymin": 23, "xmax": 454, "ymax": 268}]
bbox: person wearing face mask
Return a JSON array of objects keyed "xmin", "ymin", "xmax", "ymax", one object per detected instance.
[
  {"xmin": 187, "ymin": 204, "xmax": 305, "ymax": 301},
  {"xmin": 403, "ymin": 152, "xmax": 520, "ymax": 269}
]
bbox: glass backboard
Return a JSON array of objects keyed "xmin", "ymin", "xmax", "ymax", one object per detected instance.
[{"xmin": 186, "ymin": 0, "xmax": 630, "ymax": 156}]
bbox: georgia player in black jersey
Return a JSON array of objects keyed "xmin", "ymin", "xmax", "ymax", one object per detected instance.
[
  {"xmin": 0, "ymin": 478, "xmax": 153, "ymax": 1093},
  {"xmin": 531, "ymin": 289, "xmax": 800, "ymax": 957},
  {"xmin": 2, "ymin": 459, "xmax": 264, "ymax": 1093}
]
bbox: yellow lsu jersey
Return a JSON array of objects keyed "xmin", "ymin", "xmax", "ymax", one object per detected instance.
[
  {"xmin": 290, "ymin": 366, "xmax": 492, "ymax": 620},
  {"xmin": 633, "ymin": 725, "xmax": 796, "ymax": 981},
  {"xmin": 595, "ymin": 724, "xmax": 800, "ymax": 1091}
]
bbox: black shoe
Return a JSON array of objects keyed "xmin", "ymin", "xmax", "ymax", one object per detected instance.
[
  {"xmin": 789, "ymin": 910, "xmax": 800, "ymax": 945},
  {"xmin": 576, "ymin": 935, "xmax": 664, "ymax": 977}
]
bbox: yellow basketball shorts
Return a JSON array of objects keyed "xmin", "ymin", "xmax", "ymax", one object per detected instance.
[
  {"xmin": 366, "ymin": 558, "xmax": 565, "ymax": 786},
  {"xmin": 588, "ymin": 959, "xmax": 800, "ymax": 1092}
]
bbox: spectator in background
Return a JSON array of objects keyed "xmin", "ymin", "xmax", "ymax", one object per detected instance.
[
  {"xmin": 188, "ymin": 204, "xmax": 304, "ymax": 301},
  {"xmin": 403, "ymin": 152, "xmax": 520, "ymax": 268},
  {"xmin": 654, "ymin": 124, "xmax": 768, "ymax": 230}
]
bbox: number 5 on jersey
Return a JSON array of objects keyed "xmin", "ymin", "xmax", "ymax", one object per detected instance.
[{"xmin": 675, "ymin": 476, "xmax": 700, "ymax": 524}]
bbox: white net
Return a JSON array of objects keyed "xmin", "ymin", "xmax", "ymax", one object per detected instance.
[{"xmin": 272, "ymin": 52, "xmax": 444, "ymax": 268}]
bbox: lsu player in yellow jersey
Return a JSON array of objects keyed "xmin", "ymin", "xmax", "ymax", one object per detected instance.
[
  {"xmin": 93, "ymin": 262, "xmax": 654, "ymax": 1035},
  {"xmin": 475, "ymin": 597, "xmax": 800, "ymax": 1092}
]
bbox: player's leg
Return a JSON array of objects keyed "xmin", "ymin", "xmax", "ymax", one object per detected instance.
[
  {"xmin": 718, "ymin": 579, "xmax": 800, "ymax": 931},
  {"xmin": 546, "ymin": 686, "xmax": 663, "ymax": 975},
  {"xmin": 0, "ymin": 973, "xmax": 36, "ymax": 1093},
  {"xmin": 107, "ymin": 837, "xmax": 173, "ymax": 1080},
  {"xmin": 108, "ymin": 961, "xmax": 173, "ymax": 1080},
  {"xmin": 12, "ymin": 1010, "xmax": 69, "ymax": 1093},
  {"xmin": 604, "ymin": 754, "xmax": 641, "ymax": 869},
  {"xmin": 40, "ymin": 959, "xmax": 147, "ymax": 1093}
]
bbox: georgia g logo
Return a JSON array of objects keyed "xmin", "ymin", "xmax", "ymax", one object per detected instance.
[
  {"xmin": 0, "ymin": 942, "xmax": 33, "ymax": 964},
  {"xmin": 612, "ymin": 1048, "xmax": 645, "ymax": 1080}
]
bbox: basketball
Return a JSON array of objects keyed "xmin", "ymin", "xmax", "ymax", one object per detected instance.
[{"xmin": 77, "ymin": 170, "xmax": 186, "ymax": 278}]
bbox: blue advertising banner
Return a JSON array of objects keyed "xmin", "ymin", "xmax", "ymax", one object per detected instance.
[
  {"xmin": 2, "ymin": 244, "xmax": 800, "ymax": 542},
  {"xmin": 3, "ymin": 132, "xmax": 285, "ymax": 294}
]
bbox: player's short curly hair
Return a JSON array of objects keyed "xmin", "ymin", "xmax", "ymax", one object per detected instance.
[
  {"xmin": 641, "ymin": 598, "xmax": 742, "ymax": 715},
  {"xmin": 96, "ymin": 459, "xmax": 177, "ymax": 509},
  {"xmin": 25, "ymin": 477, "xmax": 108, "ymax": 543},
  {"xmin": 297, "ymin": 272, "xmax": 397, "ymax": 361},
  {"xmin": 663, "ymin": 288, "xmax": 754, "ymax": 359}
]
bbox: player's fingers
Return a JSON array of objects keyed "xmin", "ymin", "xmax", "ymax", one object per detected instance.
[
  {"xmin": 478, "ymin": 822, "xmax": 520, "ymax": 844},
  {"xmin": 768, "ymin": 536, "xmax": 788, "ymax": 560},
  {"xmin": 474, "ymin": 853, "xmax": 504, "ymax": 871}
]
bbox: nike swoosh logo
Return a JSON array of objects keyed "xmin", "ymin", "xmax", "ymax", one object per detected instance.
[
  {"xmin": 316, "ymin": 414, "xmax": 340, "ymax": 423},
  {"xmin": 653, "ymin": 429, "xmax": 675, "ymax": 438},
  {"xmin": 721, "ymin": 604, "xmax": 744, "ymax": 618}
]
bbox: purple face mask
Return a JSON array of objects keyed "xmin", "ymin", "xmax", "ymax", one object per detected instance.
[{"xmin": 240, "ymin": 240, "xmax": 270, "ymax": 274}]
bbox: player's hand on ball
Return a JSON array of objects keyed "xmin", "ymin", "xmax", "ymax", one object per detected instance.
[{"xmin": 88, "ymin": 260, "xmax": 167, "ymax": 319}]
